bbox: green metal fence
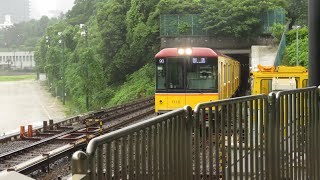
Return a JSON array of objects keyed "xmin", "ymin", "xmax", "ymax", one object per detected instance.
[
  {"xmin": 160, "ymin": 14, "xmax": 206, "ymax": 36},
  {"xmin": 160, "ymin": 9, "xmax": 285, "ymax": 37},
  {"xmin": 274, "ymin": 22, "xmax": 289, "ymax": 66},
  {"xmin": 260, "ymin": 9, "xmax": 286, "ymax": 34}
]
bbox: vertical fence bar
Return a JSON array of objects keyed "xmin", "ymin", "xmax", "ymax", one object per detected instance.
[
  {"xmin": 201, "ymin": 108, "xmax": 207, "ymax": 180},
  {"xmin": 195, "ymin": 109, "xmax": 200, "ymax": 180},
  {"xmin": 135, "ymin": 132, "xmax": 140, "ymax": 180},
  {"xmin": 168, "ymin": 119, "xmax": 172, "ymax": 180},
  {"xmin": 159, "ymin": 122, "xmax": 163, "ymax": 179},
  {"xmin": 185, "ymin": 106, "xmax": 193, "ymax": 180},
  {"xmin": 289, "ymin": 94, "xmax": 293, "ymax": 180},
  {"xmin": 153, "ymin": 125, "xmax": 158, "ymax": 180},
  {"xmin": 232, "ymin": 103, "xmax": 238, "ymax": 180},
  {"xmin": 147, "ymin": 128, "xmax": 152, "ymax": 180},
  {"xmin": 301, "ymin": 92, "xmax": 305, "ymax": 180},
  {"xmin": 285, "ymin": 94, "xmax": 289, "ymax": 179},
  {"xmin": 163, "ymin": 121, "xmax": 168, "ymax": 180},
  {"xmin": 221, "ymin": 105, "xmax": 226, "ymax": 179},
  {"xmin": 208, "ymin": 107, "xmax": 213, "ymax": 179},
  {"xmin": 175, "ymin": 116, "xmax": 179, "ymax": 178},
  {"xmin": 254, "ymin": 99, "xmax": 259, "ymax": 179},
  {"xmin": 293, "ymin": 93, "xmax": 297, "ymax": 180},
  {"xmin": 129, "ymin": 135, "xmax": 134, "ymax": 179},
  {"xmin": 244, "ymin": 101, "xmax": 249, "ymax": 179},
  {"xmin": 123, "ymin": 137, "xmax": 128, "ymax": 180},
  {"xmin": 259, "ymin": 99, "xmax": 265, "ymax": 180},
  {"xmin": 106, "ymin": 143, "xmax": 112, "ymax": 180},
  {"xmin": 141, "ymin": 130, "xmax": 146, "ymax": 180},
  {"xmin": 280, "ymin": 96, "xmax": 284, "ymax": 179},
  {"xmin": 227, "ymin": 104, "xmax": 232, "ymax": 179},
  {"xmin": 297, "ymin": 92, "xmax": 301, "ymax": 179},
  {"xmin": 239, "ymin": 102, "xmax": 243, "ymax": 180},
  {"xmin": 215, "ymin": 105, "xmax": 220, "ymax": 180},
  {"xmin": 115, "ymin": 140, "xmax": 120, "ymax": 179},
  {"xmin": 97, "ymin": 145, "xmax": 103, "ymax": 180},
  {"xmin": 307, "ymin": 91, "xmax": 311, "ymax": 179},
  {"xmin": 249, "ymin": 100, "xmax": 254, "ymax": 179}
]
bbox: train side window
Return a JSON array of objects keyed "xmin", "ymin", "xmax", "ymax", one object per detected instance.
[
  {"xmin": 156, "ymin": 59, "xmax": 166, "ymax": 90},
  {"xmin": 260, "ymin": 79, "xmax": 272, "ymax": 95},
  {"xmin": 302, "ymin": 79, "xmax": 308, "ymax": 88},
  {"xmin": 228, "ymin": 64, "xmax": 230, "ymax": 83},
  {"xmin": 224, "ymin": 64, "xmax": 226, "ymax": 84}
]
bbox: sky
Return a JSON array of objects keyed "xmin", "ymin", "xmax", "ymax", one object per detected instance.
[{"xmin": 30, "ymin": 0, "xmax": 75, "ymax": 19}]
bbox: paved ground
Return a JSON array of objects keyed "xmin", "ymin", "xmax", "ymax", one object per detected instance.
[{"xmin": 0, "ymin": 80, "xmax": 66, "ymax": 135}]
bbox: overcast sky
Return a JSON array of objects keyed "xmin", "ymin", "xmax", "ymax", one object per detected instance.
[{"xmin": 30, "ymin": 0, "xmax": 75, "ymax": 19}]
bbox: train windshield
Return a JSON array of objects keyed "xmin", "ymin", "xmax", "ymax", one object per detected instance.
[
  {"xmin": 186, "ymin": 57, "xmax": 218, "ymax": 91},
  {"xmin": 167, "ymin": 57, "xmax": 184, "ymax": 89},
  {"xmin": 156, "ymin": 57, "xmax": 218, "ymax": 92}
]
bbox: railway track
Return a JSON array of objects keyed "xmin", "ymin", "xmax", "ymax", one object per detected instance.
[{"xmin": 0, "ymin": 96, "xmax": 155, "ymax": 176}]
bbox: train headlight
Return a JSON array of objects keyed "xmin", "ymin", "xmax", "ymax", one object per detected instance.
[
  {"xmin": 178, "ymin": 48, "xmax": 185, "ymax": 55},
  {"xmin": 185, "ymin": 48, "xmax": 192, "ymax": 55}
]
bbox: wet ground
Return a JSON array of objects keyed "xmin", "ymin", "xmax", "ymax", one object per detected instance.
[{"xmin": 0, "ymin": 80, "xmax": 66, "ymax": 135}]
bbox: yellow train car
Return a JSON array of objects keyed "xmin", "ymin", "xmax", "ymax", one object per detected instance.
[
  {"xmin": 155, "ymin": 47, "xmax": 240, "ymax": 114},
  {"xmin": 251, "ymin": 65, "xmax": 308, "ymax": 95}
]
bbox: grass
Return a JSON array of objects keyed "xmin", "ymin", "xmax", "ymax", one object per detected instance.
[{"xmin": 0, "ymin": 74, "xmax": 36, "ymax": 81}]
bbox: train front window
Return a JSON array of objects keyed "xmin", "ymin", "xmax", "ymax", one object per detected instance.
[
  {"xmin": 186, "ymin": 57, "xmax": 218, "ymax": 91},
  {"xmin": 167, "ymin": 58, "xmax": 184, "ymax": 89},
  {"xmin": 156, "ymin": 59, "xmax": 166, "ymax": 90}
]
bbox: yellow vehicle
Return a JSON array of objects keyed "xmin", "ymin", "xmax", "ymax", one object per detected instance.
[
  {"xmin": 251, "ymin": 64, "xmax": 308, "ymax": 95},
  {"xmin": 154, "ymin": 47, "xmax": 241, "ymax": 114}
]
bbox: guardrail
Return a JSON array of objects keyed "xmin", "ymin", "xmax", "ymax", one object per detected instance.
[
  {"xmin": 71, "ymin": 106, "xmax": 192, "ymax": 180},
  {"xmin": 193, "ymin": 95, "xmax": 268, "ymax": 179},
  {"xmin": 269, "ymin": 87, "xmax": 320, "ymax": 179},
  {"xmin": 70, "ymin": 87, "xmax": 320, "ymax": 180}
]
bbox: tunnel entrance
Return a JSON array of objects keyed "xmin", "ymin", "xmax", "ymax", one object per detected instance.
[{"xmin": 226, "ymin": 53, "xmax": 250, "ymax": 96}]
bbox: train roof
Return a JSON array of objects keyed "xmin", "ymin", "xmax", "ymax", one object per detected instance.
[{"xmin": 155, "ymin": 47, "xmax": 221, "ymax": 58}]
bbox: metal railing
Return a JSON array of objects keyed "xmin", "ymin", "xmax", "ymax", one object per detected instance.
[
  {"xmin": 70, "ymin": 86, "xmax": 320, "ymax": 180},
  {"xmin": 269, "ymin": 87, "xmax": 320, "ymax": 180},
  {"xmin": 71, "ymin": 106, "xmax": 193, "ymax": 180},
  {"xmin": 193, "ymin": 95, "xmax": 269, "ymax": 179}
]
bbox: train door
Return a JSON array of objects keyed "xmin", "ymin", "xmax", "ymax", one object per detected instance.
[{"xmin": 166, "ymin": 57, "xmax": 186, "ymax": 110}]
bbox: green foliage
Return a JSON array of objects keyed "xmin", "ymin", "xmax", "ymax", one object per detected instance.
[
  {"xmin": 271, "ymin": 23, "xmax": 285, "ymax": 42},
  {"xmin": 284, "ymin": 27, "xmax": 308, "ymax": 67},
  {"xmin": 286, "ymin": 26, "xmax": 308, "ymax": 45},
  {"xmin": 108, "ymin": 64, "xmax": 155, "ymax": 105},
  {"xmin": 200, "ymin": 0, "xmax": 280, "ymax": 37},
  {"xmin": 271, "ymin": 23, "xmax": 285, "ymax": 44}
]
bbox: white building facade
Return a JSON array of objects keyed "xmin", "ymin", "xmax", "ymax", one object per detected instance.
[{"xmin": 0, "ymin": 51, "xmax": 35, "ymax": 70}]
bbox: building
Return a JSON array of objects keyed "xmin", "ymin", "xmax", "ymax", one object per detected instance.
[
  {"xmin": 0, "ymin": 0, "xmax": 30, "ymax": 24},
  {"xmin": 0, "ymin": 15, "xmax": 13, "ymax": 29},
  {"xmin": 0, "ymin": 51, "xmax": 35, "ymax": 70}
]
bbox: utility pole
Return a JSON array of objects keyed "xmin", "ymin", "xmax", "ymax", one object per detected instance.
[
  {"xmin": 309, "ymin": 0, "xmax": 320, "ymax": 86},
  {"xmin": 80, "ymin": 24, "xmax": 89, "ymax": 111},
  {"xmin": 58, "ymin": 32, "xmax": 65, "ymax": 105}
]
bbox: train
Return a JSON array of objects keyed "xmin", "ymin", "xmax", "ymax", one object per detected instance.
[{"xmin": 154, "ymin": 47, "xmax": 241, "ymax": 114}]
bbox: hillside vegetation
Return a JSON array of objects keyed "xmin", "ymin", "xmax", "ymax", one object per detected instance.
[{"xmin": 1, "ymin": 0, "xmax": 308, "ymax": 113}]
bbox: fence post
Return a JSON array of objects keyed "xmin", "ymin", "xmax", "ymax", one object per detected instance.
[
  {"xmin": 268, "ymin": 92, "xmax": 280, "ymax": 180},
  {"xmin": 71, "ymin": 151, "xmax": 89, "ymax": 180},
  {"xmin": 184, "ymin": 105, "xmax": 193, "ymax": 180}
]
